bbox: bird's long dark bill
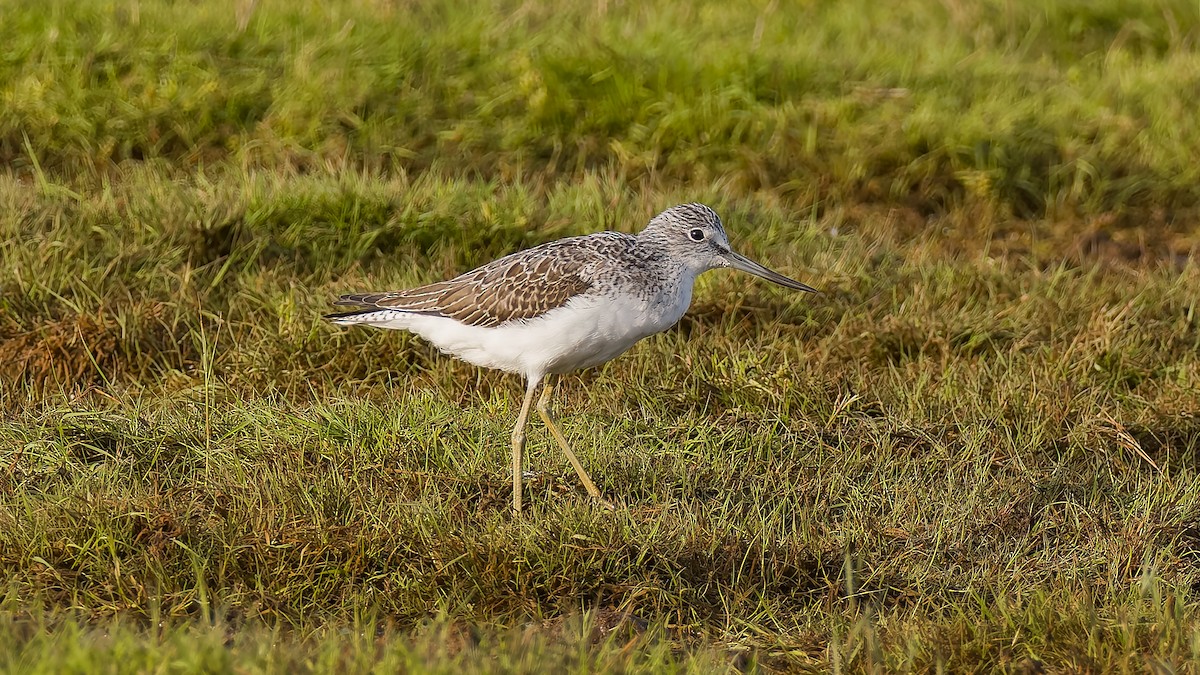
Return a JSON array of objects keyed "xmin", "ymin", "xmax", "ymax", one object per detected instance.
[{"xmin": 725, "ymin": 251, "xmax": 819, "ymax": 293}]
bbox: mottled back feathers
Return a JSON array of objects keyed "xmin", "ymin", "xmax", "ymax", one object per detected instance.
[{"xmin": 328, "ymin": 233, "xmax": 658, "ymax": 328}]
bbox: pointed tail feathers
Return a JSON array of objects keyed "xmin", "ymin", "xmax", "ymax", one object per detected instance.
[
  {"xmin": 324, "ymin": 307, "xmax": 412, "ymax": 326},
  {"xmin": 331, "ymin": 293, "xmax": 393, "ymax": 308}
]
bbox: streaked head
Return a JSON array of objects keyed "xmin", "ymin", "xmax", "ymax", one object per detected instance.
[{"xmin": 639, "ymin": 203, "xmax": 818, "ymax": 293}]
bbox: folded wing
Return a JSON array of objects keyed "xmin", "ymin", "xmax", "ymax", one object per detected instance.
[{"xmin": 327, "ymin": 249, "xmax": 593, "ymax": 328}]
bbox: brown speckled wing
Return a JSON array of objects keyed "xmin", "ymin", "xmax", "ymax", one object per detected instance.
[{"xmin": 333, "ymin": 245, "xmax": 594, "ymax": 328}]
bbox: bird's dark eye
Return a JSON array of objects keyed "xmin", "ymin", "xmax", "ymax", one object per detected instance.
[{"xmin": 688, "ymin": 228, "xmax": 705, "ymax": 242}]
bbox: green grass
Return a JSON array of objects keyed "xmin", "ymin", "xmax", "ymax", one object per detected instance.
[
  {"xmin": 5, "ymin": 0, "xmax": 1200, "ymax": 217},
  {"xmin": 2, "ymin": 0, "xmax": 1200, "ymax": 672}
]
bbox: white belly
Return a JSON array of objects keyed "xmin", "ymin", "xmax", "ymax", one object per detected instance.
[{"xmin": 336, "ymin": 286, "xmax": 693, "ymax": 381}]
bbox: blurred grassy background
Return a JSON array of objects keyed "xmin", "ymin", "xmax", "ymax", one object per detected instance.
[
  {"xmin": 4, "ymin": 0, "xmax": 1200, "ymax": 218},
  {"xmin": 1, "ymin": 0, "xmax": 1199, "ymax": 672}
]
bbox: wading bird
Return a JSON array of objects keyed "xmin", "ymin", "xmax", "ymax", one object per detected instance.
[{"xmin": 327, "ymin": 203, "xmax": 817, "ymax": 511}]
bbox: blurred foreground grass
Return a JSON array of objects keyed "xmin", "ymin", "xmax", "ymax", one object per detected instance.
[{"xmin": 2, "ymin": 0, "xmax": 1200, "ymax": 672}]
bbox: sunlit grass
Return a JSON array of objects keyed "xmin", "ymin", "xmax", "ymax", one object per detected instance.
[
  {"xmin": 2, "ymin": 0, "xmax": 1200, "ymax": 671},
  {"xmin": 3, "ymin": 0, "xmax": 1200, "ymax": 217}
]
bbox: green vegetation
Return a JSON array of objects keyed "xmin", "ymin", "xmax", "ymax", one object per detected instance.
[{"xmin": 2, "ymin": 0, "xmax": 1199, "ymax": 671}]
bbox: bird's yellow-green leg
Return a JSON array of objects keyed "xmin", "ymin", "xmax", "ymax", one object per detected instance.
[
  {"xmin": 537, "ymin": 375, "xmax": 615, "ymax": 510},
  {"xmin": 511, "ymin": 380, "xmax": 539, "ymax": 513}
]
